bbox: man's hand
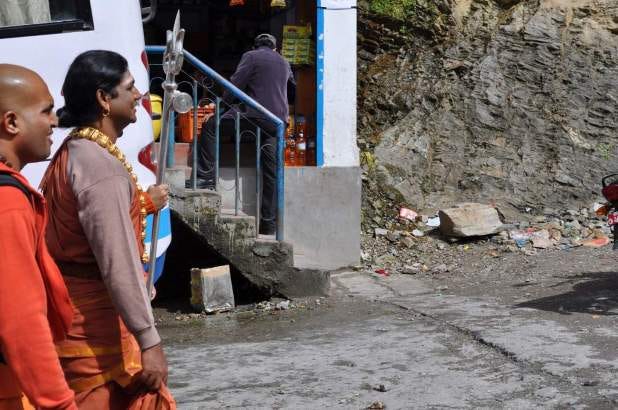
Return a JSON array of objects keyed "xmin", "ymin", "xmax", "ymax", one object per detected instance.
[
  {"xmin": 147, "ymin": 184, "xmax": 169, "ymax": 211},
  {"xmin": 138, "ymin": 343, "xmax": 168, "ymax": 392}
]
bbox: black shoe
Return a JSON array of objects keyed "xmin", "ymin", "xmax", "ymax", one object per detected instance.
[
  {"xmin": 259, "ymin": 221, "xmax": 276, "ymax": 235},
  {"xmin": 185, "ymin": 178, "xmax": 215, "ymax": 190}
]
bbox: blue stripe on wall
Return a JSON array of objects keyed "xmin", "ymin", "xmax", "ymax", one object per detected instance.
[{"xmin": 316, "ymin": 5, "xmax": 325, "ymax": 167}]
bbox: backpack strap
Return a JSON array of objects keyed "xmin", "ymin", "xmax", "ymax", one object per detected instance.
[
  {"xmin": 0, "ymin": 173, "xmax": 30, "ymax": 199},
  {"xmin": 0, "ymin": 173, "xmax": 31, "ymax": 364}
]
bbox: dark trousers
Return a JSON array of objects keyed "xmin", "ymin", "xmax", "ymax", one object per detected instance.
[{"xmin": 196, "ymin": 115, "xmax": 278, "ymax": 225}]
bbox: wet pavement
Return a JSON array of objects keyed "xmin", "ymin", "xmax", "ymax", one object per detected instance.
[{"xmin": 157, "ymin": 248, "xmax": 618, "ymax": 408}]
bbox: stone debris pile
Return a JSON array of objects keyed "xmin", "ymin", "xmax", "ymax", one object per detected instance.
[{"xmin": 361, "ymin": 202, "xmax": 612, "ymax": 277}]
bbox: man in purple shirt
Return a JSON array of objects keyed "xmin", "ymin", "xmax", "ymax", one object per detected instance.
[{"xmin": 190, "ymin": 33, "xmax": 296, "ymax": 235}]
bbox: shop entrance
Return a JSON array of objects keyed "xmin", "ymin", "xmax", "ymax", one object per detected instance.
[
  {"xmin": 144, "ymin": 0, "xmax": 318, "ymax": 167},
  {"xmin": 145, "ymin": 0, "xmax": 361, "ymax": 270}
]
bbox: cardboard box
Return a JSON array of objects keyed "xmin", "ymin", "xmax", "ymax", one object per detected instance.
[{"xmin": 283, "ymin": 24, "xmax": 312, "ymax": 39}]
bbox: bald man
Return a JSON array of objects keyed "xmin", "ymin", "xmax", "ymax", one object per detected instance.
[{"xmin": 0, "ymin": 65, "xmax": 77, "ymax": 410}]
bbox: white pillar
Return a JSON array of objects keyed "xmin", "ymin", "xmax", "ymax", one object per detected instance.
[{"xmin": 318, "ymin": 0, "xmax": 358, "ymax": 168}]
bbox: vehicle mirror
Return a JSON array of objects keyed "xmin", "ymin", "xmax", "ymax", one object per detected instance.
[{"xmin": 141, "ymin": 0, "xmax": 158, "ymax": 24}]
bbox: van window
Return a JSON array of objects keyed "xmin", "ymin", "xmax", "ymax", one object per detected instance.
[{"xmin": 0, "ymin": 0, "xmax": 93, "ymax": 39}]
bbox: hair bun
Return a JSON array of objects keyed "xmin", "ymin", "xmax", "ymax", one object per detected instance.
[{"xmin": 57, "ymin": 107, "xmax": 77, "ymax": 128}]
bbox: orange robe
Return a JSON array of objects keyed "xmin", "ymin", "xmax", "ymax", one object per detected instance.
[
  {"xmin": 57, "ymin": 277, "xmax": 174, "ymax": 409},
  {"xmin": 0, "ymin": 163, "xmax": 76, "ymax": 409},
  {"xmin": 41, "ymin": 136, "xmax": 175, "ymax": 409}
]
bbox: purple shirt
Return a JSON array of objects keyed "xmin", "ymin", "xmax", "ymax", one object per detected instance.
[{"xmin": 222, "ymin": 46, "xmax": 296, "ymax": 124}]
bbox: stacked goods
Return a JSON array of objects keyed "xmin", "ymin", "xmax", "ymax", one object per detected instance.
[
  {"xmin": 282, "ymin": 39, "xmax": 315, "ymax": 65},
  {"xmin": 285, "ymin": 114, "xmax": 317, "ymax": 166},
  {"xmin": 282, "ymin": 24, "xmax": 315, "ymax": 66},
  {"xmin": 295, "ymin": 115, "xmax": 307, "ymax": 166},
  {"xmin": 284, "ymin": 115, "xmax": 296, "ymax": 166},
  {"xmin": 283, "ymin": 24, "xmax": 312, "ymax": 38}
]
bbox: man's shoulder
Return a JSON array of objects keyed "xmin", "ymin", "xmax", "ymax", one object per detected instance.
[
  {"xmin": 0, "ymin": 185, "xmax": 33, "ymax": 215},
  {"xmin": 247, "ymin": 47, "xmax": 285, "ymax": 62},
  {"xmin": 67, "ymin": 138, "xmax": 128, "ymax": 173},
  {"xmin": 66, "ymin": 138, "xmax": 132, "ymax": 191},
  {"xmin": 0, "ymin": 173, "xmax": 31, "ymax": 197},
  {"xmin": 68, "ymin": 137, "xmax": 113, "ymax": 160}
]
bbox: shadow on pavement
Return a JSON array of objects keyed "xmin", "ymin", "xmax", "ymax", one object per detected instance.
[{"xmin": 514, "ymin": 271, "xmax": 618, "ymax": 316}]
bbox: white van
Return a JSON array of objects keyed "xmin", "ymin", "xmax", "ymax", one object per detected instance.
[{"xmin": 0, "ymin": 0, "xmax": 171, "ymax": 283}]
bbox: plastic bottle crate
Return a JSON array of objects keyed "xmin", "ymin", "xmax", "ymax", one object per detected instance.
[{"xmin": 177, "ymin": 107, "xmax": 214, "ymax": 143}]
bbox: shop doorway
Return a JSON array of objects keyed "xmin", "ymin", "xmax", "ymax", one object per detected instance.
[{"xmin": 144, "ymin": 0, "xmax": 318, "ymax": 166}]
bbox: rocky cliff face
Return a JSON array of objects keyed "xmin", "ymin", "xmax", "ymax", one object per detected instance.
[{"xmin": 359, "ymin": 0, "xmax": 618, "ymax": 225}]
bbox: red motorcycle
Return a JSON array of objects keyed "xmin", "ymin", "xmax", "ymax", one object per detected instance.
[{"xmin": 600, "ymin": 174, "xmax": 618, "ymax": 249}]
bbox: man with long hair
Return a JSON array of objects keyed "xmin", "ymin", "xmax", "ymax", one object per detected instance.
[
  {"xmin": 40, "ymin": 50, "xmax": 175, "ymax": 408},
  {"xmin": 0, "ymin": 64, "xmax": 77, "ymax": 409}
]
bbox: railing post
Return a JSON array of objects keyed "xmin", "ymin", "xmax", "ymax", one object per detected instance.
[
  {"xmin": 191, "ymin": 79, "xmax": 198, "ymax": 190},
  {"xmin": 235, "ymin": 112, "xmax": 240, "ymax": 216},
  {"xmin": 276, "ymin": 123, "xmax": 285, "ymax": 241},
  {"xmin": 215, "ymin": 97, "xmax": 221, "ymax": 191},
  {"xmin": 146, "ymin": 46, "xmax": 286, "ymax": 240},
  {"xmin": 255, "ymin": 127, "xmax": 261, "ymax": 236}
]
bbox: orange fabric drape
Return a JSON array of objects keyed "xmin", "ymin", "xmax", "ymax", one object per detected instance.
[
  {"xmin": 0, "ymin": 395, "xmax": 35, "ymax": 410},
  {"xmin": 57, "ymin": 277, "xmax": 175, "ymax": 409}
]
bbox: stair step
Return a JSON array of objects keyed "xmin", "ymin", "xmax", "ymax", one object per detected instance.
[
  {"xmin": 217, "ymin": 215, "xmax": 257, "ymax": 238},
  {"xmin": 168, "ymin": 183, "xmax": 222, "ymax": 225},
  {"xmin": 220, "ymin": 208, "xmax": 253, "ymax": 217},
  {"xmin": 253, "ymin": 238, "xmax": 284, "ymax": 246},
  {"xmin": 251, "ymin": 239, "xmax": 294, "ymax": 265},
  {"xmin": 218, "ymin": 214, "xmax": 256, "ymax": 223}
]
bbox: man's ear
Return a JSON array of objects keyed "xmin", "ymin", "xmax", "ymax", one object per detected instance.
[
  {"xmin": 96, "ymin": 89, "xmax": 111, "ymax": 114},
  {"xmin": 0, "ymin": 111, "xmax": 19, "ymax": 138}
]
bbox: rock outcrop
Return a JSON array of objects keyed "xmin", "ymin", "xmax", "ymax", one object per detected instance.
[{"xmin": 359, "ymin": 0, "xmax": 618, "ymax": 225}]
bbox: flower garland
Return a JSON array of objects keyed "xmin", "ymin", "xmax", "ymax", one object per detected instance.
[{"xmin": 70, "ymin": 127, "xmax": 148, "ymax": 263}]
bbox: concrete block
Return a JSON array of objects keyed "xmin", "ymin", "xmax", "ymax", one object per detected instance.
[
  {"xmin": 439, "ymin": 203, "xmax": 503, "ymax": 237},
  {"xmin": 190, "ymin": 266, "xmax": 235, "ymax": 313}
]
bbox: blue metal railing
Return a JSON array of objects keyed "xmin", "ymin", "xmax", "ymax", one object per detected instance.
[{"xmin": 146, "ymin": 46, "xmax": 285, "ymax": 241}]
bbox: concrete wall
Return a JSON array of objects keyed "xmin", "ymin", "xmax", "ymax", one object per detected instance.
[
  {"xmin": 319, "ymin": 0, "xmax": 359, "ymax": 168},
  {"xmin": 284, "ymin": 166, "xmax": 361, "ymax": 270}
]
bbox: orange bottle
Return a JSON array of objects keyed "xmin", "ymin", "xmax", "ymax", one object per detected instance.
[
  {"xmin": 296, "ymin": 129, "xmax": 306, "ymax": 166},
  {"xmin": 306, "ymin": 135, "xmax": 316, "ymax": 166},
  {"xmin": 285, "ymin": 135, "xmax": 296, "ymax": 166},
  {"xmin": 284, "ymin": 118, "xmax": 295, "ymax": 166}
]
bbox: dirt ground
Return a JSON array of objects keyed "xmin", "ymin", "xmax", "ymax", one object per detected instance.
[{"xmin": 154, "ymin": 243, "xmax": 618, "ymax": 409}]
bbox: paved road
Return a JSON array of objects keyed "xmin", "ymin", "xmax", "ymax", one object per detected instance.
[{"xmin": 158, "ymin": 260, "xmax": 618, "ymax": 409}]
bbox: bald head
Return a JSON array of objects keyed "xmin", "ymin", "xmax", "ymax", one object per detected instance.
[
  {"xmin": 0, "ymin": 64, "xmax": 56, "ymax": 170},
  {"xmin": 0, "ymin": 64, "xmax": 48, "ymax": 114}
]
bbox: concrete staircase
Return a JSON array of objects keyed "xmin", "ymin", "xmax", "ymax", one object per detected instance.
[{"xmin": 166, "ymin": 167, "xmax": 330, "ymax": 298}]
